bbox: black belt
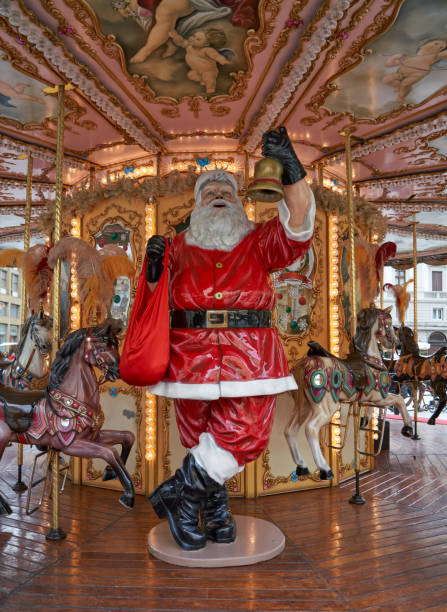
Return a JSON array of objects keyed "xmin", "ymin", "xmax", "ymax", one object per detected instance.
[{"xmin": 170, "ymin": 310, "xmax": 272, "ymax": 329}]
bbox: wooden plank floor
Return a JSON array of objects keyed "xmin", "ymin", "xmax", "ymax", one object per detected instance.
[{"xmin": 1, "ymin": 421, "xmax": 446, "ymax": 611}]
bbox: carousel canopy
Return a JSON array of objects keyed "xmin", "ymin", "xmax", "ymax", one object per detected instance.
[{"xmin": 0, "ymin": 0, "xmax": 445, "ymax": 257}]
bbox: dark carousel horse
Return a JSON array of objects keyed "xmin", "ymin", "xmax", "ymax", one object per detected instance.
[
  {"xmin": 395, "ymin": 325, "xmax": 447, "ymax": 425},
  {"xmin": 0, "ymin": 321, "xmax": 135, "ymax": 515}
]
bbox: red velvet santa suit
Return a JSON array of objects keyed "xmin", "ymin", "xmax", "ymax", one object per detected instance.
[{"xmin": 149, "ymin": 197, "xmax": 315, "ymax": 465}]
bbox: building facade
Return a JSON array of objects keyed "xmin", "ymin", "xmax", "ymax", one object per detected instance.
[
  {"xmin": 382, "ymin": 263, "xmax": 447, "ymax": 353},
  {"xmin": 0, "ymin": 267, "xmax": 22, "ymax": 355}
]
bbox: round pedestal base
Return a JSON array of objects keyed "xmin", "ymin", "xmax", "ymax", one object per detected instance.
[{"xmin": 148, "ymin": 515, "xmax": 285, "ymax": 568}]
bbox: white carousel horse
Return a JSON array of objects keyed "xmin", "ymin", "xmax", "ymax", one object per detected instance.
[
  {"xmin": 0, "ymin": 312, "xmax": 52, "ymax": 390},
  {"xmin": 285, "ymin": 306, "xmax": 414, "ymax": 479}
]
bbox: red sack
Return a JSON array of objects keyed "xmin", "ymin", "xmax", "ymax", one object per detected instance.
[{"xmin": 119, "ymin": 239, "xmax": 170, "ymax": 386}]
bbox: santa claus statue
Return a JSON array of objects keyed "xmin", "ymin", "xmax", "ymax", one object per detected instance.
[{"xmin": 146, "ymin": 127, "xmax": 315, "ymax": 550}]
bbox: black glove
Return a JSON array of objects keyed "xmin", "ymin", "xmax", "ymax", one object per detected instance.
[
  {"xmin": 145, "ymin": 235, "xmax": 165, "ymax": 283},
  {"xmin": 261, "ymin": 126, "xmax": 306, "ymax": 185}
]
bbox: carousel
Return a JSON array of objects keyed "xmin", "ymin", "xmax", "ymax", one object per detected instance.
[{"xmin": 0, "ymin": 0, "xmax": 446, "ymax": 607}]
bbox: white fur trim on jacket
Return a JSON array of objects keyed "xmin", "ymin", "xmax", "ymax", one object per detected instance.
[
  {"xmin": 277, "ymin": 187, "xmax": 315, "ymax": 243},
  {"xmin": 147, "ymin": 375, "xmax": 298, "ymax": 400}
]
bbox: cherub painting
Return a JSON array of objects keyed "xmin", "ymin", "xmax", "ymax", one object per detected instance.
[
  {"xmin": 0, "ymin": 59, "xmax": 55, "ymax": 125},
  {"xmin": 324, "ymin": 0, "xmax": 447, "ymax": 119},
  {"xmin": 85, "ymin": 0, "xmax": 261, "ymax": 99},
  {"xmin": 382, "ymin": 39, "xmax": 447, "ymax": 102},
  {"xmin": 170, "ymin": 28, "xmax": 233, "ymax": 93}
]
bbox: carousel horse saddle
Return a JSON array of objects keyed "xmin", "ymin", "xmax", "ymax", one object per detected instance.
[
  {"xmin": 307, "ymin": 341, "xmax": 369, "ymax": 390},
  {"xmin": 0, "ymin": 382, "xmax": 45, "ymax": 433}
]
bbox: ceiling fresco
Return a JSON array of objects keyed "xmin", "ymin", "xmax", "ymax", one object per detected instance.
[
  {"xmin": 324, "ymin": 0, "xmax": 447, "ymax": 119},
  {"xmin": 85, "ymin": 0, "xmax": 260, "ymax": 99},
  {"xmin": 0, "ymin": 0, "xmax": 445, "ymax": 260}
]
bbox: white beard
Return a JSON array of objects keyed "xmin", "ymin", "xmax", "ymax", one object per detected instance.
[{"xmin": 186, "ymin": 198, "xmax": 254, "ymax": 251}]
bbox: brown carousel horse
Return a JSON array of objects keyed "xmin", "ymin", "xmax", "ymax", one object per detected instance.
[
  {"xmin": 395, "ymin": 325, "xmax": 447, "ymax": 426},
  {"xmin": 285, "ymin": 306, "xmax": 414, "ymax": 479},
  {"xmin": 0, "ymin": 321, "xmax": 135, "ymax": 515}
]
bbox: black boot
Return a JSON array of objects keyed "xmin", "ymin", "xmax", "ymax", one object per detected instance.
[
  {"xmin": 149, "ymin": 454, "xmax": 216, "ymax": 551},
  {"xmin": 203, "ymin": 484, "xmax": 236, "ymax": 543},
  {"xmin": 0, "ymin": 493, "xmax": 12, "ymax": 515}
]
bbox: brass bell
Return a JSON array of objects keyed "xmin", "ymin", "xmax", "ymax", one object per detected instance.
[{"xmin": 247, "ymin": 158, "xmax": 284, "ymax": 202}]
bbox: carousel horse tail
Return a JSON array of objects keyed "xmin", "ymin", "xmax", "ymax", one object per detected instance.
[{"xmin": 427, "ymin": 381, "xmax": 447, "ymax": 425}]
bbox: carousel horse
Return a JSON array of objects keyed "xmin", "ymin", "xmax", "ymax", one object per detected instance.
[
  {"xmin": 395, "ymin": 325, "xmax": 447, "ymax": 426},
  {"xmin": 0, "ymin": 321, "xmax": 135, "ymax": 515},
  {"xmin": 285, "ymin": 306, "xmax": 414, "ymax": 480},
  {"xmin": 0, "ymin": 311, "xmax": 52, "ymax": 390}
]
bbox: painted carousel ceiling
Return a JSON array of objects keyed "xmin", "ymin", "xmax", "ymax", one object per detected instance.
[{"xmin": 0, "ymin": 0, "xmax": 446, "ymax": 258}]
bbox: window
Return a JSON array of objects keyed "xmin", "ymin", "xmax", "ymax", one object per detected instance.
[
  {"xmin": 0, "ymin": 323, "xmax": 6, "ymax": 347},
  {"xmin": 395, "ymin": 269, "xmax": 406, "ymax": 284},
  {"xmin": 0, "ymin": 270, "xmax": 6, "ymax": 294},
  {"xmin": 433, "ymin": 308, "xmax": 444, "ymax": 320},
  {"xmin": 429, "ymin": 331, "xmax": 447, "ymax": 345},
  {"xmin": 9, "ymin": 325, "xmax": 18, "ymax": 344},
  {"xmin": 432, "ymin": 271, "xmax": 443, "ymax": 292},
  {"xmin": 10, "ymin": 304, "xmax": 19, "ymax": 319},
  {"xmin": 0, "ymin": 302, "xmax": 6, "ymax": 316},
  {"xmin": 11, "ymin": 273, "xmax": 19, "ymax": 297}
]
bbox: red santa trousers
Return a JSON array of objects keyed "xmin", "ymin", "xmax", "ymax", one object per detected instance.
[{"xmin": 174, "ymin": 395, "xmax": 276, "ymax": 466}]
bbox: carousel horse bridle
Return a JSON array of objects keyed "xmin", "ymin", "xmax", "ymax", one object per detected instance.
[
  {"xmin": 84, "ymin": 329, "xmax": 119, "ymax": 382},
  {"xmin": 10, "ymin": 317, "xmax": 50, "ymax": 386}
]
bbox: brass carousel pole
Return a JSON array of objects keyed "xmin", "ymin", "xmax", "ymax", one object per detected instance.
[
  {"xmin": 46, "ymin": 84, "xmax": 67, "ymax": 541},
  {"xmin": 342, "ymin": 129, "xmax": 365, "ymax": 505},
  {"xmin": 411, "ymin": 215, "xmax": 421, "ymax": 440},
  {"xmin": 12, "ymin": 154, "xmax": 34, "ymax": 493}
]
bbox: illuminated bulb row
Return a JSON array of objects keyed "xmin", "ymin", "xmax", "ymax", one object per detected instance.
[
  {"xmin": 145, "ymin": 391, "xmax": 156, "ymax": 460},
  {"xmin": 245, "ymin": 202, "xmax": 255, "ymax": 221},
  {"xmin": 329, "ymin": 214, "xmax": 340, "ymax": 356},
  {"xmin": 145, "ymin": 202, "xmax": 157, "ymax": 461},
  {"xmin": 332, "ymin": 410, "xmax": 342, "ymax": 446},
  {"xmin": 145, "ymin": 202, "xmax": 156, "ymax": 241},
  {"xmin": 323, "ymin": 177, "xmax": 344, "ymax": 193},
  {"xmin": 372, "ymin": 408, "xmax": 379, "ymax": 441},
  {"xmin": 168, "ymin": 161, "xmax": 237, "ymax": 174},
  {"xmin": 70, "ymin": 217, "xmax": 81, "ymax": 330}
]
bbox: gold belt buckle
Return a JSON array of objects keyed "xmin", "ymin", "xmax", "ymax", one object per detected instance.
[{"xmin": 206, "ymin": 310, "xmax": 228, "ymax": 328}]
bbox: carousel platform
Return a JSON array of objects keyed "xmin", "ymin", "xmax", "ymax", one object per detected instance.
[{"xmin": 0, "ymin": 420, "xmax": 447, "ymax": 611}]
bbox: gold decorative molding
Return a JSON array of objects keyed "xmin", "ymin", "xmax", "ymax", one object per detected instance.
[
  {"xmin": 86, "ymin": 202, "xmax": 144, "ymax": 270},
  {"xmin": 162, "ymin": 198, "xmax": 195, "ymax": 239},
  {"xmin": 240, "ymin": 0, "xmax": 341, "ymax": 148}
]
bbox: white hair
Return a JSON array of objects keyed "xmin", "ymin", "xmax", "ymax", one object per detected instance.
[
  {"xmin": 194, "ymin": 170, "xmax": 238, "ymax": 205},
  {"xmin": 186, "ymin": 195, "xmax": 254, "ymax": 251}
]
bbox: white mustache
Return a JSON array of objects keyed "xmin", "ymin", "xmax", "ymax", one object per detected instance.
[{"xmin": 208, "ymin": 198, "xmax": 231, "ymax": 207}]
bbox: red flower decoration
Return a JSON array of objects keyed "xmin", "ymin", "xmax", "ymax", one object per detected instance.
[{"xmin": 285, "ymin": 18, "xmax": 303, "ymax": 28}]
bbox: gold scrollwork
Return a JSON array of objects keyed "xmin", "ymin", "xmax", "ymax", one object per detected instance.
[{"xmin": 162, "ymin": 199, "xmax": 195, "ymax": 239}]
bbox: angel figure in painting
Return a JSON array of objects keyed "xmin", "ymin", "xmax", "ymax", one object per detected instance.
[
  {"xmin": 382, "ymin": 39, "xmax": 447, "ymax": 102},
  {"xmin": 128, "ymin": 0, "xmax": 259, "ymax": 64},
  {"xmin": 169, "ymin": 28, "xmax": 231, "ymax": 93},
  {"xmin": 0, "ymin": 81, "xmax": 44, "ymax": 108}
]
